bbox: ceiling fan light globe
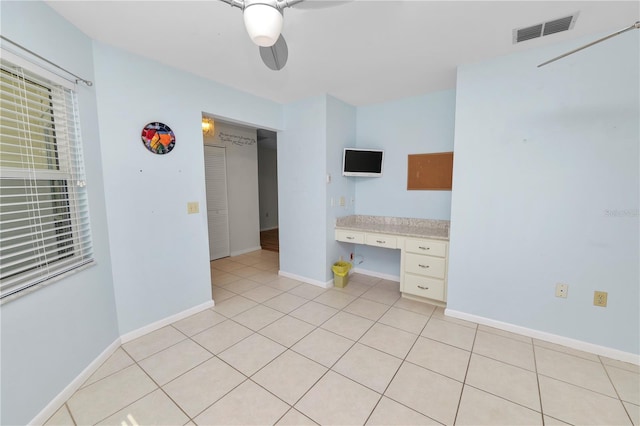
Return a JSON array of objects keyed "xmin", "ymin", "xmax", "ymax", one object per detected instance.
[{"xmin": 243, "ymin": 4, "xmax": 283, "ymax": 47}]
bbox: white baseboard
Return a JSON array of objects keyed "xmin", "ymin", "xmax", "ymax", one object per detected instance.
[
  {"xmin": 260, "ymin": 226, "xmax": 278, "ymax": 232},
  {"xmin": 31, "ymin": 299, "xmax": 216, "ymax": 425},
  {"xmin": 278, "ymin": 270, "xmax": 333, "ymax": 288},
  {"xmin": 230, "ymin": 246, "xmax": 263, "ymax": 257},
  {"xmin": 352, "ymin": 267, "xmax": 400, "ymax": 282},
  {"xmin": 120, "ymin": 300, "xmax": 215, "ymax": 344},
  {"xmin": 445, "ymin": 309, "xmax": 640, "ymax": 365},
  {"xmin": 30, "ymin": 338, "xmax": 121, "ymax": 425}
]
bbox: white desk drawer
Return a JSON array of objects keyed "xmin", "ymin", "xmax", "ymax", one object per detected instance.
[
  {"xmin": 336, "ymin": 230, "xmax": 365, "ymax": 244},
  {"xmin": 405, "ymin": 238, "xmax": 447, "ymax": 257},
  {"xmin": 405, "ymin": 253, "xmax": 446, "ymax": 279},
  {"xmin": 365, "ymin": 233, "xmax": 397, "ymax": 249},
  {"xmin": 403, "ymin": 274, "xmax": 445, "ymax": 301}
]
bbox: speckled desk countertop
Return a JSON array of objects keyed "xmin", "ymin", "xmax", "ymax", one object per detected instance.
[{"xmin": 335, "ymin": 215, "xmax": 450, "ymax": 241}]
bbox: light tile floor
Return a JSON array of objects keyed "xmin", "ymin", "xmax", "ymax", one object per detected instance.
[{"xmin": 47, "ymin": 250, "xmax": 639, "ymax": 425}]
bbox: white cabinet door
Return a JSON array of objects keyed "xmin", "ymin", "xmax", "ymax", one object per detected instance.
[{"xmin": 204, "ymin": 145, "xmax": 230, "ymax": 260}]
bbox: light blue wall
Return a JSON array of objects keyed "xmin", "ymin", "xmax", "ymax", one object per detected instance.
[
  {"xmin": 3, "ymin": 4, "xmax": 638, "ymax": 425},
  {"xmin": 0, "ymin": 2, "xmax": 283, "ymax": 422},
  {"xmin": 355, "ymin": 90, "xmax": 456, "ymax": 217},
  {"xmin": 326, "ymin": 96, "xmax": 357, "ymax": 280},
  {"xmin": 92, "ymin": 43, "xmax": 282, "ymax": 335},
  {"xmin": 279, "ymin": 97, "xmax": 328, "ymax": 282},
  {"xmin": 279, "ymin": 95, "xmax": 357, "ymax": 283},
  {"xmin": 0, "ymin": 2, "xmax": 119, "ymax": 425},
  {"xmin": 448, "ymin": 31, "xmax": 639, "ymax": 354},
  {"xmin": 353, "ymin": 90, "xmax": 456, "ymax": 276}
]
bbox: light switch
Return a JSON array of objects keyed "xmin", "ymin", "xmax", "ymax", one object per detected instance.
[{"xmin": 187, "ymin": 202, "xmax": 199, "ymax": 214}]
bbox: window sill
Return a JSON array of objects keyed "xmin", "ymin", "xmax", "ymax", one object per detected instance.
[{"xmin": 0, "ymin": 261, "xmax": 97, "ymax": 306}]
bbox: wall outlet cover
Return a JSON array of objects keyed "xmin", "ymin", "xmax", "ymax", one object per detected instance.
[
  {"xmin": 187, "ymin": 201, "xmax": 199, "ymax": 214},
  {"xmin": 555, "ymin": 283, "xmax": 568, "ymax": 298},
  {"xmin": 593, "ymin": 291, "xmax": 608, "ymax": 307}
]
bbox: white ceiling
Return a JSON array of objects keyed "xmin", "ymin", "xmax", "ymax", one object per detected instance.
[{"xmin": 46, "ymin": 1, "xmax": 638, "ymax": 106}]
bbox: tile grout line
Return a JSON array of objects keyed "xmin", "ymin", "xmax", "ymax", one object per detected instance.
[
  {"xmin": 472, "ymin": 329, "xmax": 539, "ymax": 372},
  {"xmin": 63, "ymin": 253, "xmax": 282, "ymax": 424},
  {"xmin": 186, "ymin": 376, "xmax": 250, "ymax": 422},
  {"xmin": 197, "ymin": 284, "xmax": 359, "ymax": 423},
  {"xmin": 173, "ymin": 323, "xmax": 280, "ymax": 422},
  {"xmin": 119, "ymin": 327, "xmax": 218, "ymax": 425},
  {"xmin": 362, "ymin": 301, "xmax": 443, "ymax": 426},
  {"xmin": 85, "ymin": 362, "xmax": 166, "ymax": 425},
  {"xmin": 72, "ymin": 351, "xmax": 136, "ymax": 393},
  {"xmin": 451, "ymin": 322, "xmax": 479, "ymax": 425},
  {"xmin": 65, "ymin": 282, "xmax": 417, "ymax": 426},
  {"xmin": 537, "ymin": 371, "xmax": 632, "ymax": 400},
  {"xmin": 261, "ymin": 283, "xmax": 397, "ymax": 424},
  {"xmin": 532, "ymin": 338, "xmax": 547, "ymax": 425},
  {"xmin": 277, "ymin": 311, "xmax": 367, "ymax": 422},
  {"xmin": 63, "ymin": 403, "xmax": 77, "ymax": 426},
  {"xmin": 597, "ymin": 355, "xmax": 636, "ymax": 425},
  {"xmin": 121, "ymin": 318, "xmax": 249, "ymax": 424},
  {"xmin": 76, "ymin": 333, "xmax": 188, "ymax": 396},
  {"xmin": 216, "ymin": 264, "xmax": 636, "ymax": 424},
  {"xmin": 63, "ymin": 255, "xmax": 636, "ymax": 426}
]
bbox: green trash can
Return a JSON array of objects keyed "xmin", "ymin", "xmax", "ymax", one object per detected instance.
[{"xmin": 332, "ymin": 261, "xmax": 352, "ymax": 288}]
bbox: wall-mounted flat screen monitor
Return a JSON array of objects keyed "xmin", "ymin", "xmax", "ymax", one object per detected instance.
[{"xmin": 342, "ymin": 148, "xmax": 384, "ymax": 177}]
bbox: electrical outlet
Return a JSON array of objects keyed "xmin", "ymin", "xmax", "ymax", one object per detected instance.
[
  {"xmin": 187, "ymin": 201, "xmax": 199, "ymax": 214},
  {"xmin": 339, "ymin": 196, "xmax": 345, "ymax": 207},
  {"xmin": 593, "ymin": 291, "xmax": 608, "ymax": 307},
  {"xmin": 555, "ymin": 283, "xmax": 568, "ymax": 298}
]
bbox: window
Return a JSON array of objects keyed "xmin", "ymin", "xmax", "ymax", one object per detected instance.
[{"xmin": 0, "ymin": 55, "xmax": 93, "ymax": 300}]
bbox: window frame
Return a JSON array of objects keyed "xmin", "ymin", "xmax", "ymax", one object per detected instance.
[{"xmin": 0, "ymin": 49, "xmax": 94, "ymax": 301}]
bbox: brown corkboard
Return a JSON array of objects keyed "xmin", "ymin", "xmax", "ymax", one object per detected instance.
[{"xmin": 407, "ymin": 152, "xmax": 454, "ymax": 190}]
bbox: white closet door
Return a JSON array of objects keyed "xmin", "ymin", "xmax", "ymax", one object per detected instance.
[{"xmin": 204, "ymin": 145, "xmax": 230, "ymax": 260}]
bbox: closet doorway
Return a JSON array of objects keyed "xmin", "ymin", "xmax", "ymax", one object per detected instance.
[
  {"xmin": 257, "ymin": 129, "xmax": 279, "ymax": 252},
  {"xmin": 204, "ymin": 145, "xmax": 230, "ymax": 260}
]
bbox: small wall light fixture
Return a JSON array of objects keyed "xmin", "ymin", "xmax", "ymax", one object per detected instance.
[{"xmin": 202, "ymin": 117, "xmax": 215, "ymax": 136}]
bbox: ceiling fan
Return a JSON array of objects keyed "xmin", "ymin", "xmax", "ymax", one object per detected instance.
[
  {"xmin": 219, "ymin": 0, "xmax": 344, "ymax": 70},
  {"xmin": 538, "ymin": 20, "xmax": 640, "ymax": 67}
]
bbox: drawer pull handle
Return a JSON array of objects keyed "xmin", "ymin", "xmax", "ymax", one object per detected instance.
[
  {"xmin": 376, "ymin": 240, "xmax": 386, "ymax": 244},
  {"xmin": 418, "ymin": 285, "xmax": 430, "ymax": 290},
  {"xmin": 419, "ymin": 246, "xmax": 430, "ymax": 250},
  {"xmin": 418, "ymin": 264, "xmax": 430, "ymax": 269},
  {"xmin": 346, "ymin": 236, "xmax": 355, "ymax": 240}
]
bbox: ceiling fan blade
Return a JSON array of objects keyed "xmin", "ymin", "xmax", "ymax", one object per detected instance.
[
  {"xmin": 260, "ymin": 34, "xmax": 288, "ymax": 70},
  {"xmin": 292, "ymin": 0, "xmax": 351, "ymax": 10},
  {"xmin": 538, "ymin": 21, "xmax": 640, "ymax": 67}
]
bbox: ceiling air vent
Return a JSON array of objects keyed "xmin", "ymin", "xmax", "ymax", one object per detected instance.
[
  {"xmin": 517, "ymin": 24, "xmax": 544, "ymax": 43},
  {"xmin": 513, "ymin": 13, "xmax": 579, "ymax": 44}
]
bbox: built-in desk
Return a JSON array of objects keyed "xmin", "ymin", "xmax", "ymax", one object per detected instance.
[{"xmin": 335, "ymin": 215, "xmax": 450, "ymax": 306}]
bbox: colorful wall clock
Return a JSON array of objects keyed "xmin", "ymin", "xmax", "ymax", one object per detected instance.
[{"xmin": 141, "ymin": 122, "xmax": 175, "ymax": 155}]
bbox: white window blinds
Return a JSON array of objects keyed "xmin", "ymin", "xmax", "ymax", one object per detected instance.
[{"xmin": 0, "ymin": 56, "xmax": 93, "ymax": 300}]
